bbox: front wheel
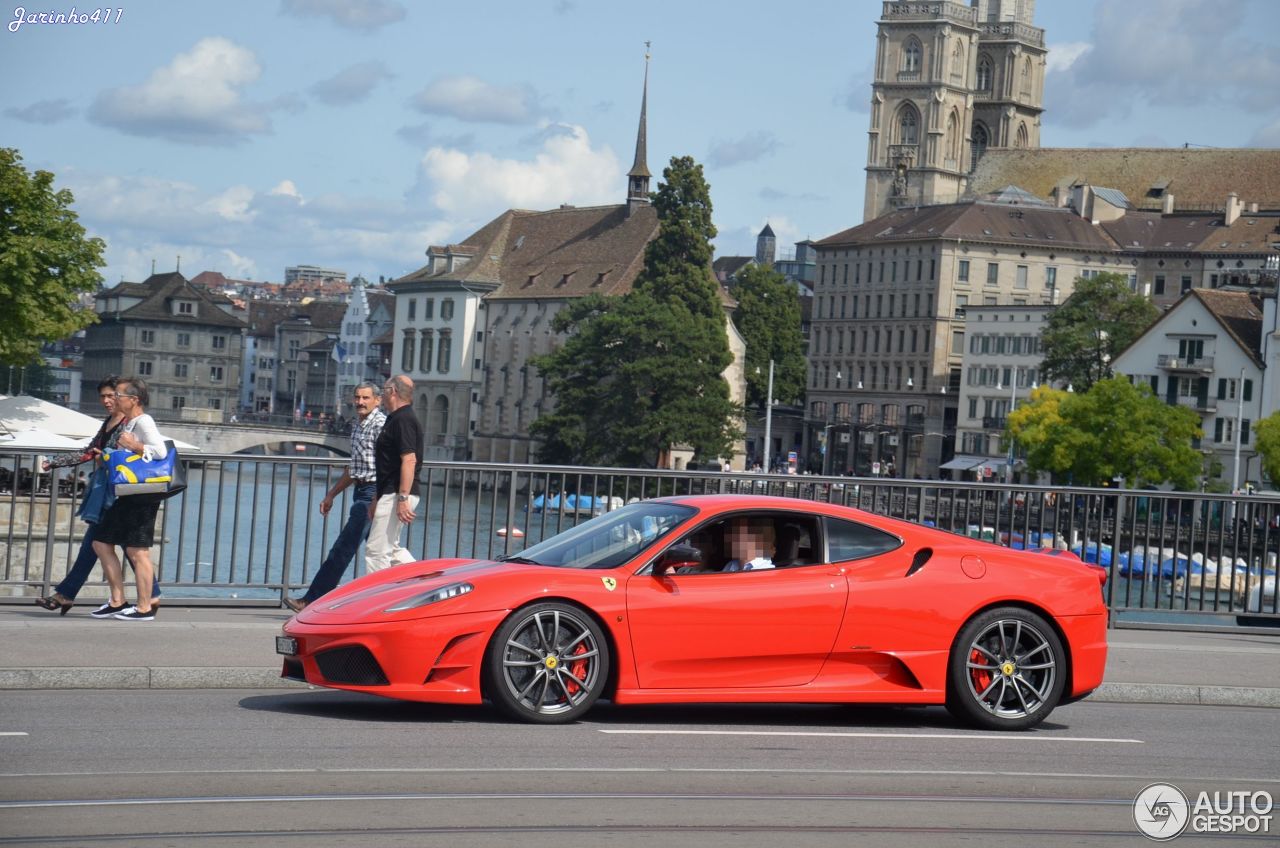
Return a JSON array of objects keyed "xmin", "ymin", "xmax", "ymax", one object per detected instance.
[
  {"xmin": 486, "ymin": 602, "xmax": 610, "ymax": 724},
  {"xmin": 945, "ymin": 607, "xmax": 1066, "ymax": 731}
]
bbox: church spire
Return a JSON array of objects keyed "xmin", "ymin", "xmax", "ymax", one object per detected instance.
[{"xmin": 627, "ymin": 43, "xmax": 651, "ymax": 215}]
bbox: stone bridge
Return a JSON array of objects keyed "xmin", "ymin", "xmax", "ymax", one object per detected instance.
[{"xmin": 162, "ymin": 421, "xmax": 349, "ymax": 455}]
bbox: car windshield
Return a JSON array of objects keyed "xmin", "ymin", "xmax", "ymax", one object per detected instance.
[{"xmin": 506, "ymin": 501, "xmax": 696, "ymax": 570}]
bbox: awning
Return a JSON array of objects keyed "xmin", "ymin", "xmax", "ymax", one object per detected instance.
[{"xmin": 938, "ymin": 454, "xmax": 986, "ymax": 471}]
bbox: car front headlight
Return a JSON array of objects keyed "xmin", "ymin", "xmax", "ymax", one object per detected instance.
[{"xmin": 384, "ymin": 581, "xmax": 473, "ymax": 613}]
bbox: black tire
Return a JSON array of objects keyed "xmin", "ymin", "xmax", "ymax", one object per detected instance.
[
  {"xmin": 486, "ymin": 602, "xmax": 609, "ymax": 724},
  {"xmin": 945, "ymin": 607, "xmax": 1066, "ymax": 731}
]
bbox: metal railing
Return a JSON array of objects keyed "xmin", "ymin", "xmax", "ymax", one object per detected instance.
[{"xmin": 2, "ymin": 448, "xmax": 1276, "ymax": 629}]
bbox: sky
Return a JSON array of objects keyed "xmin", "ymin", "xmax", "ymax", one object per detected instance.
[{"xmin": 4, "ymin": 0, "xmax": 1279, "ymax": 288}]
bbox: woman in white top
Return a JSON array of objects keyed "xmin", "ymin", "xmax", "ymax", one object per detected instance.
[{"xmin": 92, "ymin": 378, "xmax": 169, "ymax": 622}]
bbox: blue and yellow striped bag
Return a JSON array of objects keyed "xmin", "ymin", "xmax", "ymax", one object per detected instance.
[{"xmin": 105, "ymin": 441, "xmax": 186, "ymax": 500}]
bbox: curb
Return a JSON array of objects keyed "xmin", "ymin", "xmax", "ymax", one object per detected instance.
[
  {"xmin": 0, "ymin": 667, "xmax": 305, "ymax": 690},
  {"xmin": 2, "ymin": 669, "xmax": 1279, "ymax": 708}
]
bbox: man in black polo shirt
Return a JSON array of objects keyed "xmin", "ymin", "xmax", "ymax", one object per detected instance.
[{"xmin": 366, "ymin": 374, "xmax": 423, "ymax": 571}]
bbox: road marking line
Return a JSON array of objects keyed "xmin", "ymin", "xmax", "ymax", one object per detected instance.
[
  {"xmin": 0, "ymin": 732, "xmax": 28, "ymax": 736},
  {"xmin": 597, "ymin": 729, "xmax": 1144, "ymax": 743}
]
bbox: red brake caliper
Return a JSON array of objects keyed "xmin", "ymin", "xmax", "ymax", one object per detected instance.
[
  {"xmin": 564, "ymin": 642, "xmax": 589, "ymax": 696},
  {"xmin": 969, "ymin": 647, "xmax": 992, "ymax": 694}
]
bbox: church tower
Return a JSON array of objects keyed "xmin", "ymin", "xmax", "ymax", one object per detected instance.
[
  {"xmin": 626, "ymin": 45, "xmax": 652, "ymax": 217},
  {"xmin": 755, "ymin": 223, "xmax": 776, "ymax": 266},
  {"xmin": 863, "ymin": 0, "xmax": 1045, "ymax": 221}
]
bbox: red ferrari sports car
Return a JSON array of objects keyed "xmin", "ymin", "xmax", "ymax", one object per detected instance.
[{"xmin": 277, "ymin": 494, "xmax": 1107, "ymax": 730}]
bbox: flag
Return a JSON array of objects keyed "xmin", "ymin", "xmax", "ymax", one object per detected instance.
[{"xmin": 331, "ymin": 342, "xmax": 347, "ymax": 364}]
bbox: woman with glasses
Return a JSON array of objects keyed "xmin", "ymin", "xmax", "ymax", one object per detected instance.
[
  {"xmin": 35, "ymin": 377, "xmax": 162, "ymax": 615},
  {"xmin": 91, "ymin": 377, "xmax": 168, "ymax": 621}
]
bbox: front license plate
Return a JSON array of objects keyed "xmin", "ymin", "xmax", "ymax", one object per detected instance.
[{"xmin": 275, "ymin": 636, "xmax": 298, "ymax": 656}]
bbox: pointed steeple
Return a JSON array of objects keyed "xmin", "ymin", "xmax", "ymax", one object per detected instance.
[{"xmin": 627, "ymin": 43, "xmax": 651, "ymax": 215}]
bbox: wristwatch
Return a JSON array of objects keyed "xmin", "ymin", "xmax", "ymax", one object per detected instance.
[{"xmin": 397, "ymin": 494, "xmax": 410, "ymax": 502}]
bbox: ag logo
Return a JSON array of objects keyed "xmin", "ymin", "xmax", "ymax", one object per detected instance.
[
  {"xmin": 601, "ymin": 577, "xmax": 617, "ymax": 591},
  {"xmin": 1134, "ymin": 783, "xmax": 1190, "ymax": 840}
]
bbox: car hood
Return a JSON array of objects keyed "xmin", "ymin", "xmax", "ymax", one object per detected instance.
[{"xmin": 297, "ymin": 559, "xmax": 513, "ymax": 621}]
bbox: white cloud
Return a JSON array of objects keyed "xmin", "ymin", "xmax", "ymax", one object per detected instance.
[
  {"xmin": 4, "ymin": 98, "xmax": 75, "ymax": 124},
  {"xmin": 62, "ymin": 168, "xmax": 453, "ymax": 284},
  {"xmin": 411, "ymin": 75, "xmax": 547, "ymax": 124},
  {"xmin": 708, "ymin": 131, "xmax": 780, "ymax": 168},
  {"xmin": 1045, "ymin": 42, "xmax": 1090, "ymax": 74},
  {"xmin": 310, "ymin": 61, "xmax": 392, "ymax": 105},
  {"xmin": 89, "ymin": 37, "xmax": 270, "ymax": 145},
  {"xmin": 280, "ymin": 0, "xmax": 406, "ymax": 31},
  {"xmin": 1046, "ymin": 0, "xmax": 1280, "ymax": 130},
  {"xmin": 416, "ymin": 124, "xmax": 620, "ymax": 218}
]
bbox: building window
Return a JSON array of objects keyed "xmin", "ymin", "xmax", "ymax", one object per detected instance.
[
  {"xmin": 210, "ymin": 366, "xmax": 223, "ymax": 382},
  {"xmin": 419, "ymin": 330, "xmax": 433, "ymax": 372},
  {"xmin": 177, "ymin": 332, "xmax": 191, "ymax": 348},
  {"xmin": 986, "ymin": 263, "xmax": 999, "ymax": 286},
  {"xmin": 1154, "ymin": 274, "xmax": 1166, "ymax": 295},
  {"xmin": 1181, "ymin": 275, "xmax": 1193, "ymax": 294},
  {"xmin": 902, "ymin": 38, "xmax": 921, "ymax": 73},
  {"xmin": 957, "ymin": 260, "xmax": 970, "ymax": 282},
  {"xmin": 171, "ymin": 396, "xmax": 186, "ymax": 410},
  {"xmin": 424, "ymin": 298, "xmax": 434, "ymax": 319},
  {"xmin": 437, "ymin": 333, "xmax": 451, "ymax": 373},
  {"xmin": 137, "ymin": 361, "xmax": 153, "ymax": 376},
  {"xmin": 1015, "ymin": 265, "xmax": 1028, "ymax": 289},
  {"xmin": 211, "ymin": 335, "xmax": 226, "ymax": 350},
  {"xmin": 140, "ymin": 329, "xmax": 155, "ymax": 345},
  {"xmin": 401, "ymin": 331, "xmax": 415, "ymax": 371},
  {"xmin": 898, "ymin": 105, "xmax": 919, "ymax": 145},
  {"xmin": 955, "ymin": 294, "xmax": 967, "ymax": 317},
  {"xmin": 176, "ymin": 301, "xmax": 194, "ymax": 315},
  {"xmin": 1045, "ymin": 266, "xmax": 1057, "ymax": 289},
  {"xmin": 442, "ymin": 298, "xmax": 455, "ymax": 320},
  {"xmin": 970, "ymin": 123, "xmax": 989, "ymax": 171},
  {"xmin": 977, "ymin": 55, "xmax": 992, "ymax": 91},
  {"xmin": 407, "ymin": 299, "xmax": 417, "ymax": 321},
  {"xmin": 174, "ymin": 362, "xmax": 189, "ymax": 378},
  {"xmin": 210, "ymin": 398, "xmax": 221, "ymax": 411}
]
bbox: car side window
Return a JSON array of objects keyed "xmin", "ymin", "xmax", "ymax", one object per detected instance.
[{"xmin": 824, "ymin": 517, "xmax": 901, "ymax": 563}]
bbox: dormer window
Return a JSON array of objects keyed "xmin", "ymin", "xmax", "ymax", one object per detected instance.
[{"xmin": 174, "ymin": 300, "xmax": 195, "ymax": 316}]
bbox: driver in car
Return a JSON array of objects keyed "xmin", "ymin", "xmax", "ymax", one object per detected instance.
[{"xmin": 722, "ymin": 518, "xmax": 775, "ymax": 572}]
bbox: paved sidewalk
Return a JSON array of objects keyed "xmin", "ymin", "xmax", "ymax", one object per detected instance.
[{"xmin": 0, "ymin": 604, "xmax": 1277, "ymax": 707}]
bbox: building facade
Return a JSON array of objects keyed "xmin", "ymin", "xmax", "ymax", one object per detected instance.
[
  {"xmin": 86, "ymin": 272, "xmax": 246, "ymax": 418},
  {"xmin": 865, "ymin": 0, "xmax": 1045, "ymax": 220}
]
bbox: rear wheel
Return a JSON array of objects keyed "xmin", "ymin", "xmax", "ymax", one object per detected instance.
[
  {"xmin": 946, "ymin": 607, "xmax": 1065, "ymax": 731},
  {"xmin": 486, "ymin": 602, "xmax": 609, "ymax": 724}
]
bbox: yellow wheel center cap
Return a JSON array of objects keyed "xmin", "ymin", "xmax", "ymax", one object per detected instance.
[
  {"xmin": 544, "ymin": 656, "xmax": 558, "ymax": 670},
  {"xmin": 1001, "ymin": 661, "xmax": 1016, "ymax": 676}
]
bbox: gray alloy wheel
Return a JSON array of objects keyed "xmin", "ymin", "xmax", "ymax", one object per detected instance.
[
  {"xmin": 486, "ymin": 602, "xmax": 609, "ymax": 724},
  {"xmin": 946, "ymin": 607, "xmax": 1066, "ymax": 731}
]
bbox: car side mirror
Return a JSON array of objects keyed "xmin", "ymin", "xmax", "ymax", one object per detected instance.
[{"xmin": 653, "ymin": 544, "xmax": 702, "ymax": 577}]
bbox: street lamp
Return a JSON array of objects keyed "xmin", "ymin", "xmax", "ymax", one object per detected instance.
[
  {"xmin": 762, "ymin": 359, "xmax": 775, "ymax": 474},
  {"xmin": 997, "ymin": 369, "xmax": 1037, "ymax": 483}
]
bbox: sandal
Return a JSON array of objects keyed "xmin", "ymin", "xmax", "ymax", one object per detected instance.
[{"xmin": 35, "ymin": 594, "xmax": 74, "ymax": 616}]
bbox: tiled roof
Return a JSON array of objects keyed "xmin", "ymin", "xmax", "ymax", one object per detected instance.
[
  {"xmin": 968, "ymin": 148, "xmax": 1280, "ymax": 211},
  {"xmin": 816, "ymin": 200, "xmax": 1117, "ymax": 251},
  {"xmin": 1192, "ymin": 213, "xmax": 1280, "ymax": 254},
  {"xmin": 112, "ymin": 272, "xmax": 247, "ymax": 329},
  {"xmin": 246, "ymin": 300, "xmax": 347, "ymax": 338},
  {"xmin": 393, "ymin": 204, "xmax": 661, "ymax": 301},
  {"xmin": 1098, "ymin": 211, "xmax": 1219, "ymax": 252},
  {"xmin": 713, "ymin": 256, "xmax": 754, "ymax": 278},
  {"xmin": 1193, "ymin": 289, "xmax": 1264, "ymax": 363}
]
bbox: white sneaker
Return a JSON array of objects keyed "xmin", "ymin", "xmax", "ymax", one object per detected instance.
[{"xmin": 113, "ymin": 606, "xmax": 155, "ymax": 621}]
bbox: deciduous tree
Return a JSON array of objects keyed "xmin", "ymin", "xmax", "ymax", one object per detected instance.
[
  {"xmin": 1039, "ymin": 271, "xmax": 1158, "ymax": 391},
  {"xmin": 1008, "ymin": 378, "xmax": 1202, "ymax": 488},
  {"xmin": 532, "ymin": 156, "xmax": 738, "ymax": 467},
  {"xmin": 730, "ymin": 263, "xmax": 806, "ymax": 407},
  {"xmin": 1257, "ymin": 411, "xmax": 1280, "ymax": 490},
  {"xmin": 0, "ymin": 148, "xmax": 104, "ymax": 365}
]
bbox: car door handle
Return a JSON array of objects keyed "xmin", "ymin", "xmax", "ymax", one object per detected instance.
[{"xmin": 826, "ymin": 565, "xmax": 848, "ymax": 576}]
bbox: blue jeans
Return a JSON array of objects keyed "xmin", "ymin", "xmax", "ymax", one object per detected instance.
[
  {"xmin": 302, "ymin": 483, "xmax": 375, "ymax": 603},
  {"xmin": 54, "ymin": 523, "xmax": 162, "ymax": 600}
]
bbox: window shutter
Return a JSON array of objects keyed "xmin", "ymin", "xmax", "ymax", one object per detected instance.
[
  {"xmin": 1214, "ymin": 419, "xmax": 1224, "ymax": 442},
  {"xmin": 1243, "ymin": 420, "xmax": 1251, "ymax": 444},
  {"xmin": 1217, "ymin": 379, "xmax": 1226, "ymax": 400}
]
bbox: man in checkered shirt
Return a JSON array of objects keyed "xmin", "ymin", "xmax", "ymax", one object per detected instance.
[{"xmin": 284, "ymin": 382, "xmax": 386, "ymax": 612}]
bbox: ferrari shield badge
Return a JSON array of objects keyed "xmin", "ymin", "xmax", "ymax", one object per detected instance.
[{"xmin": 601, "ymin": 577, "xmax": 617, "ymax": 591}]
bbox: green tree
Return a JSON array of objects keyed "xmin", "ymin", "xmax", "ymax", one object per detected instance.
[
  {"xmin": 0, "ymin": 148, "xmax": 104, "ymax": 366},
  {"xmin": 1039, "ymin": 271, "xmax": 1158, "ymax": 391},
  {"xmin": 730, "ymin": 263, "xmax": 806, "ymax": 407},
  {"xmin": 1008, "ymin": 378, "xmax": 1202, "ymax": 488},
  {"xmin": 531, "ymin": 156, "xmax": 738, "ymax": 467},
  {"xmin": 1257, "ymin": 412, "xmax": 1280, "ymax": 490}
]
